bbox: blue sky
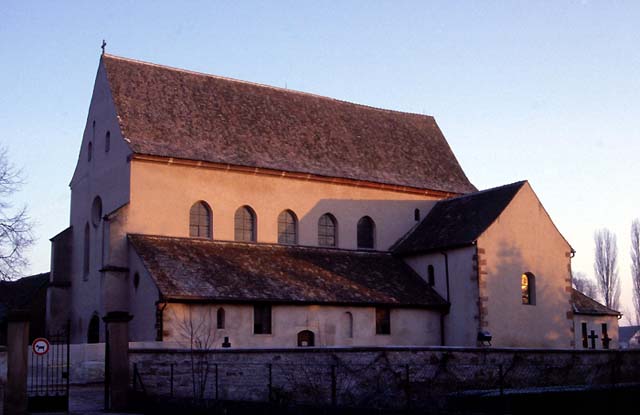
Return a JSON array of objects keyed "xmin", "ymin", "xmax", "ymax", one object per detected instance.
[{"xmin": 1, "ymin": 1, "xmax": 639, "ymax": 322}]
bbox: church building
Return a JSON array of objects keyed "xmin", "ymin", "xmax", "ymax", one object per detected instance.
[{"xmin": 46, "ymin": 54, "xmax": 619, "ymax": 349}]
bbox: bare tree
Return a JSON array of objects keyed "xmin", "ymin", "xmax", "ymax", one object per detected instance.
[
  {"xmin": 572, "ymin": 271, "xmax": 599, "ymax": 300},
  {"xmin": 172, "ymin": 306, "xmax": 219, "ymax": 402},
  {"xmin": 593, "ymin": 228, "xmax": 620, "ymax": 310},
  {"xmin": 0, "ymin": 146, "xmax": 34, "ymax": 281},
  {"xmin": 631, "ymin": 220, "xmax": 640, "ymax": 325}
]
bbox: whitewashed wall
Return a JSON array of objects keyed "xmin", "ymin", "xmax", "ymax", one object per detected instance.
[
  {"xmin": 162, "ymin": 303, "xmax": 442, "ymax": 348},
  {"xmin": 573, "ymin": 314, "xmax": 620, "ymax": 350},
  {"xmin": 478, "ymin": 183, "xmax": 574, "ymax": 348},
  {"xmin": 404, "ymin": 246, "xmax": 479, "ymax": 346},
  {"xmin": 65, "ymin": 59, "xmax": 133, "ymax": 343}
]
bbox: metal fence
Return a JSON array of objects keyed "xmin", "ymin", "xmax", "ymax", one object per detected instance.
[{"xmin": 130, "ymin": 352, "xmax": 640, "ymax": 413}]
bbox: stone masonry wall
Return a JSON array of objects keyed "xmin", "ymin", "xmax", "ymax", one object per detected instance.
[{"xmin": 129, "ymin": 346, "xmax": 640, "ymax": 410}]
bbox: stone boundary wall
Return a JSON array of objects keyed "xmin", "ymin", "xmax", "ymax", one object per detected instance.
[
  {"xmin": 64, "ymin": 342, "xmax": 172, "ymax": 384},
  {"xmin": 129, "ymin": 346, "xmax": 640, "ymax": 410}
]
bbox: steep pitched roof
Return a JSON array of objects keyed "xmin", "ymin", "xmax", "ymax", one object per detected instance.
[
  {"xmin": 129, "ymin": 234, "xmax": 447, "ymax": 308},
  {"xmin": 571, "ymin": 289, "xmax": 620, "ymax": 317},
  {"xmin": 393, "ymin": 181, "xmax": 526, "ymax": 255},
  {"xmin": 102, "ymin": 54, "xmax": 476, "ymax": 194}
]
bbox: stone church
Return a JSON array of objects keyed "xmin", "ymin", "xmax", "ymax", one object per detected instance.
[{"xmin": 46, "ymin": 54, "xmax": 619, "ymax": 349}]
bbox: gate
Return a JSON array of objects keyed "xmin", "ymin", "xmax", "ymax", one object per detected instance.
[{"xmin": 27, "ymin": 321, "xmax": 70, "ymax": 412}]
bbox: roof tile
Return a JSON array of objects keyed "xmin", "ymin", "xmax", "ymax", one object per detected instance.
[
  {"xmin": 394, "ymin": 181, "xmax": 526, "ymax": 254},
  {"xmin": 129, "ymin": 234, "xmax": 447, "ymax": 308},
  {"xmin": 571, "ymin": 289, "xmax": 620, "ymax": 316},
  {"xmin": 103, "ymin": 55, "xmax": 476, "ymax": 194}
]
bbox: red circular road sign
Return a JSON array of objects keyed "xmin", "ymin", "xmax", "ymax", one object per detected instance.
[{"xmin": 32, "ymin": 338, "xmax": 50, "ymax": 355}]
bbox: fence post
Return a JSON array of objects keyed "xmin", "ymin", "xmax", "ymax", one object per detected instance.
[
  {"xmin": 170, "ymin": 363, "xmax": 174, "ymax": 398},
  {"xmin": 5, "ymin": 310, "xmax": 29, "ymax": 415},
  {"xmin": 132, "ymin": 363, "xmax": 137, "ymax": 392},
  {"xmin": 499, "ymin": 363, "xmax": 505, "ymax": 414},
  {"xmin": 268, "ymin": 363, "xmax": 273, "ymax": 403},
  {"xmin": 331, "ymin": 364, "xmax": 337, "ymax": 407},
  {"xmin": 405, "ymin": 364, "xmax": 410, "ymax": 412},
  {"xmin": 214, "ymin": 363, "xmax": 218, "ymax": 401}
]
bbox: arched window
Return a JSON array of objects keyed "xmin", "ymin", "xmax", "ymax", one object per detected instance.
[
  {"xmin": 521, "ymin": 272, "xmax": 536, "ymax": 305},
  {"xmin": 189, "ymin": 201, "xmax": 212, "ymax": 238},
  {"xmin": 87, "ymin": 314, "xmax": 100, "ymax": 343},
  {"xmin": 344, "ymin": 311, "xmax": 353, "ymax": 338},
  {"xmin": 83, "ymin": 223, "xmax": 90, "ymax": 280},
  {"xmin": 297, "ymin": 330, "xmax": 315, "ymax": 347},
  {"xmin": 91, "ymin": 196, "xmax": 102, "ymax": 228},
  {"xmin": 88, "ymin": 141, "xmax": 93, "ymax": 162},
  {"xmin": 133, "ymin": 272, "xmax": 140, "ymax": 290},
  {"xmin": 427, "ymin": 265, "xmax": 435, "ymax": 286},
  {"xmin": 357, "ymin": 216, "xmax": 375, "ymax": 249},
  {"xmin": 105, "ymin": 131, "xmax": 111, "ymax": 153},
  {"xmin": 277, "ymin": 210, "xmax": 298, "ymax": 245},
  {"xmin": 318, "ymin": 213, "xmax": 337, "ymax": 247},
  {"xmin": 217, "ymin": 308, "xmax": 225, "ymax": 329},
  {"xmin": 235, "ymin": 206, "xmax": 256, "ymax": 242},
  {"xmin": 414, "ymin": 208, "xmax": 421, "ymax": 221}
]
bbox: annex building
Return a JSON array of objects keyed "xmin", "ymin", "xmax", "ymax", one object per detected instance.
[{"xmin": 46, "ymin": 54, "xmax": 620, "ymax": 350}]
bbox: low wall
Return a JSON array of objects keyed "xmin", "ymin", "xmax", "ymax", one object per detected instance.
[
  {"xmin": 66, "ymin": 342, "xmax": 161, "ymax": 384},
  {"xmin": 29, "ymin": 342, "xmax": 157, "ymax": 385},
  {"xmin": 68, "ymin": 343, "xmax": 105, "ymax": 384},
  {"xmin": 129, "ymin": 346, "xmax": 640, "ymax": 410}
]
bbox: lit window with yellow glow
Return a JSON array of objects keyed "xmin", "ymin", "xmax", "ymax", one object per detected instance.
[{"xmin": 521, "ymin": 272, "xmax": 535, "ymax": 305}]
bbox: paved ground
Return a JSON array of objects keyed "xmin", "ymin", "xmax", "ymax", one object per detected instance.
[{"xmin": 39, "ymin": 383, "xmax": 142, "ymax": 415}]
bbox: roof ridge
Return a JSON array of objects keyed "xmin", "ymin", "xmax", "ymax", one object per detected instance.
[
  {"xmin": 102, "ymin": 53, "xmax": 435, "ymax": 119},
  {"xmin": 440, "ymin": 180, "xmax": 527, "ymax": 203},
  {"xmin": 128, "ymin": 233, "xmax": 391, "ymax": 256},
  {"xmin": 393, "ymin": 180, "xmax": 528, "ymax": 255}
]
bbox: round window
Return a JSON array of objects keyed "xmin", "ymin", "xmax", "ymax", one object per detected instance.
[{"xmin": 91, "ymin": 196, "xmax": 102, "ymax": 227}]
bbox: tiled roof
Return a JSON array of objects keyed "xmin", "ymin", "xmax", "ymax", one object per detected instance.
[
  {"xmin": 571, "ymin": 289, "xmax": 620, "ymax": 316},
  {"xmin": 103, "ymin": 54, "xmax": 476, "ymax": 194},
  {"xmin": 129, "ymin": 234, "xmax": 447, "ymax": 308},
  {"xmin": 393, "ymin": 181, "xmax": 526, "ymax": 255}
]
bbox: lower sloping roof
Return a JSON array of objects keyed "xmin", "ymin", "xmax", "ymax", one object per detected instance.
[
  {"xmin": 571, "ymin": 289, "xmax": 620, "ymax": 317},
  {"xmin": 129, "ymin": 234, "xmax": 447, "ymax": 309},
  {"xmin": 393, "ymin": 181, "xmax": 526, "ymax": 255}
]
